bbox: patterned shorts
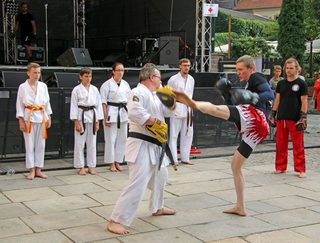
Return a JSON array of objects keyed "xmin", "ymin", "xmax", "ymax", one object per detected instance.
[{"xmin": 236, "ymin": 104, "xmax": 269, "ymax": 150}]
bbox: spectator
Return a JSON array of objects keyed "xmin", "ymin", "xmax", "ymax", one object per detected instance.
[{"xmin": 269, "ymin": 58, "xmax": 308, "ymax": 178}]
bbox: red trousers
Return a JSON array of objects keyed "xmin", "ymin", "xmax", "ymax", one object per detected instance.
[{"xmin": 275, "ymin": 120, "xmax": 305, "ymax": 172}]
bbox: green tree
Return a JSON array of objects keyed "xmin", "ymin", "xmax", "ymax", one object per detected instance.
[
  {"xmin": 277, "ymin": 0, "xmax": 305, "ymax": 65},
  {"xmin": 231, "ymin": 37, "xmax": 273, "ymax": 58}
]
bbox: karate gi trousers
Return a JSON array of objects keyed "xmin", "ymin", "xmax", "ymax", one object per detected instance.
[
  {"xmin": 110, "ymin": 142, "xmax": 168, "ymax": 226},
  {"xmin": 169, "ymin": 117, "xmax": 193, "ymax": 162},
  {"xmin": 103, "ymin": 122, "xmax": 127, "ymax": 164},
  {"xmin": 23, "ymin": 123, "xmax": 46, "ymax": 169},
  {"xmin": 74, "ymin": 123, "xmax": 97, "ymax": 168}
]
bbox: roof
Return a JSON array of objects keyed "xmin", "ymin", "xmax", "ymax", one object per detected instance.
[
  {"xmin": 219, "ymin": 7, "xmax": 272, "ymax": 21},
  {"xmin": 234, "ymin": 0, "xmax": 282, "ymax": 10}
]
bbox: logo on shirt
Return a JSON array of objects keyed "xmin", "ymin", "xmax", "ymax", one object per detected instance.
[
  {"xmin": 292, "ymin": 84, "xmax": 300, "ymax": 92},
  {"xmin": 132, "ymin": 95, "xmax": 139, "ymax": 102}
]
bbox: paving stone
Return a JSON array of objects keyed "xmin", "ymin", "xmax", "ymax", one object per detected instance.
[
  {"xmin": 165, "ymin": 178, "xmax": 237, "ymax": 196},
  {"xmin": 51, "ymin": 182, "xmax": 108, "ymax": 196},
  {"xmin": 0, "ymin": 177, "xmax": 65, "ymax": 191},
  {"xmin": 245, "ymin": 172, "xmax": 302, "ymax": 186},
  {"xmin": 245, "ymin": 201, "xmax": 283, "ymax": 214},
  {"xmin": 208, "ymin": 237, "xmax": 247, "ymax": 243},
  {"xmin": 308, "ymin": 205, "xmax": 320, "ymax": 213},
  {"xmin": 261, "ymin": 195, "xmax": 319, "ymax": 210},
  {"xmin": 3, "ymin": 187, "xmax": 61, "ymax": 202},
  {"xmin": 163, "ymin": 193, "xmax": 228, "ymax": 211},
  {"xmin": 179, "ymin": 217, "xmax": 277, "ymax": 242},
  {"xmin": 119, "ymin": 228, "xmax": 203, "ymax": 243},
  {"xmin": 21, "ymin": 209, "xmax": 104, "ymax": 232},
  {"xmin": 94, "ymin": 179, "xmax": 130, "ymax": 191},
  {"xmin": 90, "ymin": 239, "xmax": 121, "ymax": 243},
  {"xmin": 295, "ymin": 190, "xmax": 320, "ymax": 202},
  {"xmin": 255, "ymin": 208, "xmax": 320, "ymax": 228},
  {"xmin": 0, "ymin": 193, "xmax": 10, "ymax": 204},
  {"xmin": 292, "ymin": 224, "xmax": 320, "ymax": 242},
  {"xmin": 0, "ymin": 230, "xmax": 73, "ymax": 243},
  {"xmin": 289, "ymin": 179, "xmax": 320, "ymax": 192},
  {"xmin": 0, "ymin": 218, "xmax": 32, "ymax": 238},
  {"xmin": 55, "ymin": 174, "xmax": 107, "ymax": 184},
  {"xmin": 167, "ymin": 170, "xmax": 231, "ymax": 185},
  {"xmin": 0, "ymin": 202, "xmax": 34, "ymax": 219},
  {"xmin": 209, "ymin": 186, "xmax": 283, "ymax": 203},
  {"xmin": 24, "ymin": 194, "xmax": 101, "ymax": 214},
  {"xmin": 142, "ymin": 208, "xmax": 228, "ymax": 229},
  {"xmin": 245, "ymin": 229, "xmax": 312, "ymax": 243},
  {"xmin": 61, "ymin": 223, "xmax": 117, "ymax": 242}
]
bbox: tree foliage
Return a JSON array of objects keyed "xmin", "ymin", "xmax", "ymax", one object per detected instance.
[
  {"xmin": 215, "ymin": 11, "xmax": 278, "ymax": 41},
  {"xmin": 304, "ymin": 0, "xmax": 320, "ymax": 41},
  {"xmin": 277, "ymin": 0, "xmax": 305, "ymax": 65},
  {"xmin": 231, "ymin": 37, "xmax": 273, "ymax": 58}
]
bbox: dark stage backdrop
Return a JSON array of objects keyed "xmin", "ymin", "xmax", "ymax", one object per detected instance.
[{"xmin": 1, "ymin": 0, "xmax": 196, "ymax": 66}]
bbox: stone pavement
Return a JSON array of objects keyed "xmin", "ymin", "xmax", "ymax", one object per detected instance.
[{"xmin": 0, "ymin": 114, "xmax": 319, "ymax": 242}]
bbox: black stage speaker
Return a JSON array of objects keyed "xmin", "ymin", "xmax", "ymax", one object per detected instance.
[
  {"xmin": 159, "ymin": 36, "xmax": 179, "ymax": 66},
  {"xmin": 2, "ymin": 71, "xmax": 29, "ymax": 87},
  {"xmin": 57, "ymin": 48, "xmax": 93, "ymax": 66},
  {"xmin": 54, "ymin": 72, "xmax": 79, "ymax": 88}
]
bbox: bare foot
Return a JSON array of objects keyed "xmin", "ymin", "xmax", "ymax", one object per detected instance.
[
  {"xmin": 298, "ymin": 172, "xmax": 306, "ymax": 178},
  {"xmin": 181, "ymin": 161, "xmax": 194, "ymax": 165},
  {"xmin": 26, "ymin": 169, "xmax": 35, "ymax": 180},
  {"xmin": 107, "ymin": 220, "xmax": 129, "ymax": 235},
  {"xmin": 274, "ymin": 170, "xmax": 285, "ymax": 174},
  {"xmin": 152, "ymin": 208, "xmax": 176, "ymax": 216},
  {"xmin": 223, "ymin": 207, "xmax": 247, "ymax": 217},
  {"xmin": 78, "ymin": 167, "xmax": 86, "ymax": 175},
  {"xmin": 109, "ymin": 163, "xmax": 117, "ymax": 172},
  {"xmin": 88, "ymin": 167, "xmax": 96, "ymax": 175},
  {"xmin": 35, "ymin": 169, "xmax": 48, "ymax": 179},
  {"xmin": 115, "ymin": 162, "xmax": 123, "ymax": 171}
]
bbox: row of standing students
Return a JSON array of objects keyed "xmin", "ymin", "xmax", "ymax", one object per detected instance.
[{"xmin": 16, "ymin": 59, "xmax": 195, "ymax": 179}]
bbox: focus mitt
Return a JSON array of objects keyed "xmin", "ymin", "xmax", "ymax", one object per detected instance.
[
  {"xmin": 156, "ymin": 85, "xmax": 176, "ymax": 108},
  {"xmin": 146, "ymin": 119, "xmax": 168, "ymax": 143}
]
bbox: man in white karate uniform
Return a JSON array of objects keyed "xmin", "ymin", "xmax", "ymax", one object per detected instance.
[
  {"xmin": 107, "ymin": 63, "xmax": 176, "ymax": 235},
  {"xmin": 168, "ymin": 58, "xmax": 195, "ymax": 165},
  {"xmin": 16, "ymin": 62, "xmax": 52, "ymax": 180},
  {"xmin": 70, "ymin": 67, "xmax": 103, "ymax": 175},
  {"xmin": 100, "ymin": 63, "xmax": 131, "ymax": 172}
]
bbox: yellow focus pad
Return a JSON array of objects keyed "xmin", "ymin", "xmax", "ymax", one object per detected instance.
[
  {"xmin": 146, "ymin": 119, "xmax": 168, "ymax": 143},
  {"xmin": 156, "ymin": 85, "xmax": 176, "ymax": 108}
]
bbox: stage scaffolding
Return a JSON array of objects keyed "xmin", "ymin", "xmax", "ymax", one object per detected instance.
[
  {"xmin": 195, "ymin": 0, "xmax": 212, "ymax": 72},
  {"xmin": 2, "ymin": 0, "xmax": 18, "ymax": 64}
]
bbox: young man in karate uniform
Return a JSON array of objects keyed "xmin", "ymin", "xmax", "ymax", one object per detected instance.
[
  {"xmin": 16, "ymin": 62, "xmax": 52, "ymax": 180},
  {"xmin": 70, "ymin": 67, "xmax": 103, "ymax": 175},
  {"xmin": 168, "ymin": 58, "xmax": 195, "ymax": 165}
]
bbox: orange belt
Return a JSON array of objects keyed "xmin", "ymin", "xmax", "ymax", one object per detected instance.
[{"xmin": 25, "ymin": 105, "xmax": 48, "ymax": 139}]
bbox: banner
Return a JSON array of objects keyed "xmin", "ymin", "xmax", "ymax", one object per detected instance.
[{"xmin": 203, "ymin": 3, "xmax": 219, "ymax": 17}]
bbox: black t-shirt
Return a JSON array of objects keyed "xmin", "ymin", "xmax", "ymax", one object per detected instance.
[
  {"xmin": 17, "ymin": 12, "xmax": 34, "ymax": 35},
  {"xmin": 276, "ymin": 78, "xmax": 308, "ymax": 121}
]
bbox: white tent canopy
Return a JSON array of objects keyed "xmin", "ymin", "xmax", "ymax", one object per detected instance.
[{"xmin": 214, "ymin": 39, "xmax": 320, "ymax": 54}]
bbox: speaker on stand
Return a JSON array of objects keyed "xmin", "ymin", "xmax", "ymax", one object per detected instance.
[{"xmin": 57, "ymin": 48, "xmax": 93, "ymax": 66}]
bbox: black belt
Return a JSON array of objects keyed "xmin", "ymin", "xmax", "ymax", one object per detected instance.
[
  {"xmin": 78, "ymin": 105, "xmax": 96, "ymax": 135},
  {"xmin": 128, "ymin": 132, "xmax": 177, "ymax": 171},
  {"xmin": 107, "ymin": 102, "xmax": 128, "ymax": 129},
  {"xmin": 186, "ymin": 107, "xmax": 193, "ymax": 135}
]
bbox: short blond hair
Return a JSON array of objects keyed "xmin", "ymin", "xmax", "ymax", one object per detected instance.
[{"xmin": 27, "ymin": 62, "xmax": 40, "ymax": 71}]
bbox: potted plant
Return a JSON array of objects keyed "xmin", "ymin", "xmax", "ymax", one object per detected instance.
[{"xmin": 306, "ymin": 77, "xmax": 315, "ymax": 96}]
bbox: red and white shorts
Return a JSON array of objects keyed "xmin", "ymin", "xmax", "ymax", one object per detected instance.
[{"xmin": 236, "ymin": 104, "xmax": 269, "ymax": 150}]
